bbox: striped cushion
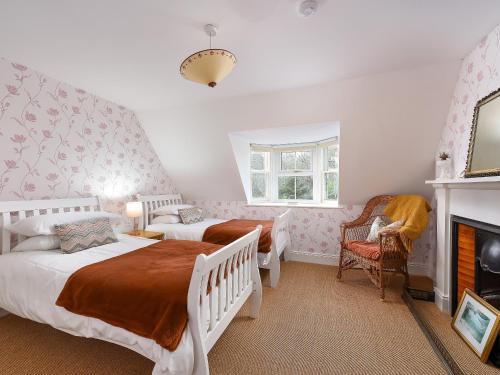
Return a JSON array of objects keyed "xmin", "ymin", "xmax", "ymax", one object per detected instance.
[{"xmin": 55, "ymin": 218, "xmax": 117, "ymax": 254}]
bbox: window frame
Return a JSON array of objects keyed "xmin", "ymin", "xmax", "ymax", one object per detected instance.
[
  {"xmin": 249, "ymin": 138, "xmax": 339, "ymax": 205},
  {"xmin": 274, "ymin": 147, "xmax": 316, "ymax": 203},
  {"xmin": 322, "ymin": 143, "xmax": 339, "ymax": 202},
  {"xmin": 249, "ymin": 150, "xmax": 271, "ymax": 202}
]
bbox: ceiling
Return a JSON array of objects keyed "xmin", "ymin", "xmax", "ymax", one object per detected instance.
[{"xmin": 2, "ymin": 0, "xmax": 500, "ymax": 111}]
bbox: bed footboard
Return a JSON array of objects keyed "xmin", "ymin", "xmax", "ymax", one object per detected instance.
[
  {"xmin": 187, "ymin": 225, "xmax": 263, "ymax": 375},
  {"xmin": 266, "ymin": 209, "xmax": 291, "ymax": 288}
]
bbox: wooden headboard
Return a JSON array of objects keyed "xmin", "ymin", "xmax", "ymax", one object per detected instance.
[
  {"xmin": 0, "ymin": 196, "xmax": 101, "ymax": 255},
  {"xmin": 137, "ymin": 194, "xmax": 183, "ymax": 230}
]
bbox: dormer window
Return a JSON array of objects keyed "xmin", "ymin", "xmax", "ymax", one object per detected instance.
[{"xmin": 249, "ymin": 138, "xmax": 338, "ymax": 205}]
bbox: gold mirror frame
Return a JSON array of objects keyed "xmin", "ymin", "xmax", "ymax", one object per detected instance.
[{"xmin": 465, "ymin": 87, "xmax": 500, "ymax": 178}]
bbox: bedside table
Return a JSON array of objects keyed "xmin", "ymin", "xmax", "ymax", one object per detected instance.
[{"xmin": 125, "ymin": 230, "xmax": 164, "ymax": 240}]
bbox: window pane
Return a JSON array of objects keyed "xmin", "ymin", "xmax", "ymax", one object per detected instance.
[
  {"xmin": 325, "ymin": 172, "xmax": 338, "ymax": 200},
  {"xmin": 327, "ymin": 146, "xmax": 338, "ymax": 170},
  {"xmin": 296, "ymin": 151, "xmax": 312, "ymax": 170},
  {"xmin": 278, "ymin": 176, "xmax": 313, "ymax": 200},
  {"xmin": 296, "ymin": 176, "xmax": 313, "ymax": 200},
  {"xmin": 251, "ymin": 173, "xmax": 266, "ymax": 199},
  {"xmin": 280, "ymin": 152, "xmax": 295, "ymax": 171},
  {"xmin": 251, "ymin": 152, "xmax": 265, "ymax": 170},
  {"xmin": 278, "ymin": 176, "xmax": 296, "ymax": 199}
]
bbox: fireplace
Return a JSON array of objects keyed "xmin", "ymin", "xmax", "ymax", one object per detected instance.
[{"xmin": 451, "ymin": 215, "xmax": 500, "ymax": 314}]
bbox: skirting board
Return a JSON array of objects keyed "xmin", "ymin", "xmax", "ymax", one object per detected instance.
[
  {"xmin": 286, "ymin": 250, "xmax": 431, "ymax": 277},
  {"xmin": 0, "ymin": 308, "xmax": 9, "ymax": 318},
  {"xmin": 434, "ymin": 288, "xmax": 451, "ymax": 314}
]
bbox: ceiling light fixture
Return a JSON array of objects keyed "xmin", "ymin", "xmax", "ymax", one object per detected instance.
[
  {"xmin": 180, "ymin": 24, "xmax": 237, "ymax": 88},
  {"xmin": 298, "ymin": 0, "xmax": 319, "ymax": 17}
]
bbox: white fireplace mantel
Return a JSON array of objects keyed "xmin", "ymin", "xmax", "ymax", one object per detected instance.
[
  {"xmin": 426, "ymin": 176, "xmax": 500, "ymax": 189},
  {"xmin": 426, "ymin": 176, "xmax": 500, "ymax": 313}
]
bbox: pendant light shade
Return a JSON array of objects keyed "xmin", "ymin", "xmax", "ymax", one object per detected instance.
[
  {"xmin": 180, "ymin": 25, "xmax": 236, "ymax": 88},
  {"xmin": 180, "ymin": 49, "xmax": 236, "ymax": 87}
]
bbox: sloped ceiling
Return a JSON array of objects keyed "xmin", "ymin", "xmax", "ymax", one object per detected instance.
[
  {"xmin": 1, "ymin": 0, "xmax": 500, "ymax": 110},
  {"xmin": 138, "ymin": 62, "xmax": 460, "ymax": 203}
]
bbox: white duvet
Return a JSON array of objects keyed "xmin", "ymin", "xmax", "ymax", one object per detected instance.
[
  {"xmin": 0, "ymin": 234, "xmax": 193, "ymax": 375},
  {"xmin": 146, "ymin": 218, "xmax": 272, "ymax": 265}
]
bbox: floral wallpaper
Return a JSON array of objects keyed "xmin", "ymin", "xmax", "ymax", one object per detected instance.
[
  {"xmin": 0, "ymin": 56, "xmax": 433, "ymax": 272},
  {"xmin": 189, "ymin": 200, "xmax": 434, "ymax": 271},
  {"xmin": 0, "ymin": 57, "xmax": 176, "ymax": 224},
  {"xmin": 439, "ymin": 24, "xmax": 500, "ymax": 176}
]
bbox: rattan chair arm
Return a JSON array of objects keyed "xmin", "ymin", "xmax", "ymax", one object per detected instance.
[
  {"xmin": 378, "ymin": 230, "xmax": 406, "ymax": 257},
  {"xmin": 378, "ymin": 229, "xmax": 400, "ymax": 237}
]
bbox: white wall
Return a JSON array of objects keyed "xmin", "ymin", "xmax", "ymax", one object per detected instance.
[{"xmin": 139, "ymin": 62, "xmax": 459, "ymax": 204}]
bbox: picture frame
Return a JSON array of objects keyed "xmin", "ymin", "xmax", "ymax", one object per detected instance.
[
  {"xmin": 464, "ymin": 87, "xmax": 500, "ymax": 178},
  {"xmin": 452, "ymin": 289, "xmax": 500, "ymax": 362}
]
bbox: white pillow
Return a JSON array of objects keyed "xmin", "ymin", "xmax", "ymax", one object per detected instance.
[
  {"xmin": 366, "ymin": 218, "xmax": 405, "ymax": 242},
  {"xmin": 151, "ymin": 204, "xmax": 193, "ymax": 216},
  {"xmin": 12, "ymin": 235, "xmax": 61, "ymax": 252},
  {"xmin": 380, "ymin": 220, "xmax": 405, "ymax": 233},
  {"xmin": 151, "ymin": 215, "xmax": 181, "ymax": 224},
  {"xmin": 7, "ymin": 211, "xmax": 121, "ymax": 237},
  {"xmin": 366, "ymin": 217, "xmax": 386, "ymax": 242}
]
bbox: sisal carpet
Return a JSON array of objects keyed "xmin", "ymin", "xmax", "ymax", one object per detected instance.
[
  {"xmin": 415, "ymin": 300, "xmax": 500, "ymax": 375},
  {"xmin": 0, "ymin": 262, "xmax": 446, "ymax": 375}
]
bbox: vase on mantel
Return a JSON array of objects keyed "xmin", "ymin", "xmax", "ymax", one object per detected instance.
[{"xmin": 436, "ymin": 158, "xmax": 453, "ymax": 179}]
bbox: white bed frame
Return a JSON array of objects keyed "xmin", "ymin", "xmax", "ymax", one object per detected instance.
[
  {"xmin": 138, "ymin": 194, "xmax": 292, "ymax": 288},
  {"xmin": 0, "ymin": 196, "xmax": 263, "ymax": 375}
]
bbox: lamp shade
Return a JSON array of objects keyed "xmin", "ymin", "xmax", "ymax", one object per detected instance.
[
  {"xmin": 126, "ymin": 202, "xmax": 143, "ymax": 218},
  {"xmin": 180, "ymin": 49, "xmax": 236, "ymax": 87}
]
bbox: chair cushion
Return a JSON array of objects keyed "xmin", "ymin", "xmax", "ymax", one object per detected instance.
[{"xmin": 346, "ymin": 240, "xmax": 381, "ymax": 260}]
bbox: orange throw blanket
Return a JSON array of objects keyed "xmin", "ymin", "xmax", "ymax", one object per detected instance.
[
  {"xmin": 56, "ymin": 240, "xmax": 223, "ymax": 351},
  {"xmin": 203, "ymin": 219, "xmax": 274, "ymax": 253},
  {"xmin": 383, "ymin": 195, "xmax": 432, "ymax": 252}
]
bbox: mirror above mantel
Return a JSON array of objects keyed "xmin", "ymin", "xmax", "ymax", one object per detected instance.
[{"xmin": 465, "ymin": 88, "xmax": 500, "ymax": 178}]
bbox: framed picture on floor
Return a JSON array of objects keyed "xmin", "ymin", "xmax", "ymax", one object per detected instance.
[{"xmin": 452, "ymin": 289, "xmax": 500, "ymax": 362}]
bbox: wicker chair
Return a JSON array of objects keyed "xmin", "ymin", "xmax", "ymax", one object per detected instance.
[{"xmin": 337, "ymin": 195, "xmax": 410, "ymax": 300}]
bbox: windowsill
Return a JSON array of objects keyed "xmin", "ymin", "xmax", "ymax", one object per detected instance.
[{"xmin": 246, "ymin": 202, "xmax": 342, "ymax": 209}]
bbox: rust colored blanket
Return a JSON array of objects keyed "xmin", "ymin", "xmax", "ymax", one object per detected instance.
[
  {"xmin": 202, "ymin": 219, "xmax": 274, "ymax": 253},
  {"xmin": 56, "ymin": 240, "xmax": 223, "ymax": 351}
]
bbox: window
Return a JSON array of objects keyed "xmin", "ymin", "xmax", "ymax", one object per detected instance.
[
  {"xmin": 278, "ymin": 150, "xmax": 314, "ymax": 200},
  {"xmin": 323, "ymin": 144, "xmax": 339, "ymax": 201},
  {"xmin": 249, "ymin": 139, "xmax": 338, "ymax": 205},
  {"xmin": 250, "ymin": 151, "xmax": 269, "ymax": 201}
]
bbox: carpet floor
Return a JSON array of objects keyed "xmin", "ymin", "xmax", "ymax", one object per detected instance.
[
  {"xmin": 0, "ymin": 262, "xmax": 446, "ymax": 375},
  {"xmin": 415, "ymin": 299, "xmax": 500, "ymax": 375}
]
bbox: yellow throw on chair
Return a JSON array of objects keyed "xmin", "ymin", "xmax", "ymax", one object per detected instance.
[{"xmin": 383, "ymin": 195, "xmax": 432, "ymax": 252}]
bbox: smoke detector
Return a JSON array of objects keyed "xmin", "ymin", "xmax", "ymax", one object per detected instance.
[{"xmin": 298, "ymin": 0, "xmax": 319, "ymax": 17}]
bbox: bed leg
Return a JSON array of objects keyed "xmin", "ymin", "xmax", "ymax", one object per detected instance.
[
  {"xmin": 250, "ymin": 260, "xmax": 262, "ymax": 319},
  {"xmin": 192, "ymin": 352, "xmax": 209, "ymax": 375},
  {"xmin": 283, "ymin": 248, "xmax": 291, "ymax": 262},
  {"xmin": 269, "ymin": 257, "xmax": 280, "ymax": 288}
]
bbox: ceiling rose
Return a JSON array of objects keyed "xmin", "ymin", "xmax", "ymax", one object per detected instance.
[{"xmin": 180, "ymin": 24, "xmax": 237, "ymax": 88}]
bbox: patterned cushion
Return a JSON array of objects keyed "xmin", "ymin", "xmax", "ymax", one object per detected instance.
[
  {"xmin": 346, "ymin": 240, "xmax": 381, "ymax": 260},
  {"xmin": 178, "ymin": 207, "xmax": 203, "ymax": 225},
  {"xmin": 55, "ymin": 218, "xmax": 117, "ymax": 254},
  {"xmin": 366, "ymin": 216, "xmax": 386, "ymax": 242}
]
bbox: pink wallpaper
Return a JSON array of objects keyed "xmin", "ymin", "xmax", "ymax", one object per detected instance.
[
  {"xmin": 189, "ymin": 200, "xmax": 434, "ymax": 271},
  {"xmin": 439, "ymin": 24, "xmax": 500, "ymax": 176},
  {"xmin": 0, "ymin": 57, "xmax": 175, "ymax": 223}
]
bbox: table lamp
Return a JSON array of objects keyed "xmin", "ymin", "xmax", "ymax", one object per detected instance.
[{"xmin": 126, "ymin": 201, "xmax": 143, "ymax": 232}]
